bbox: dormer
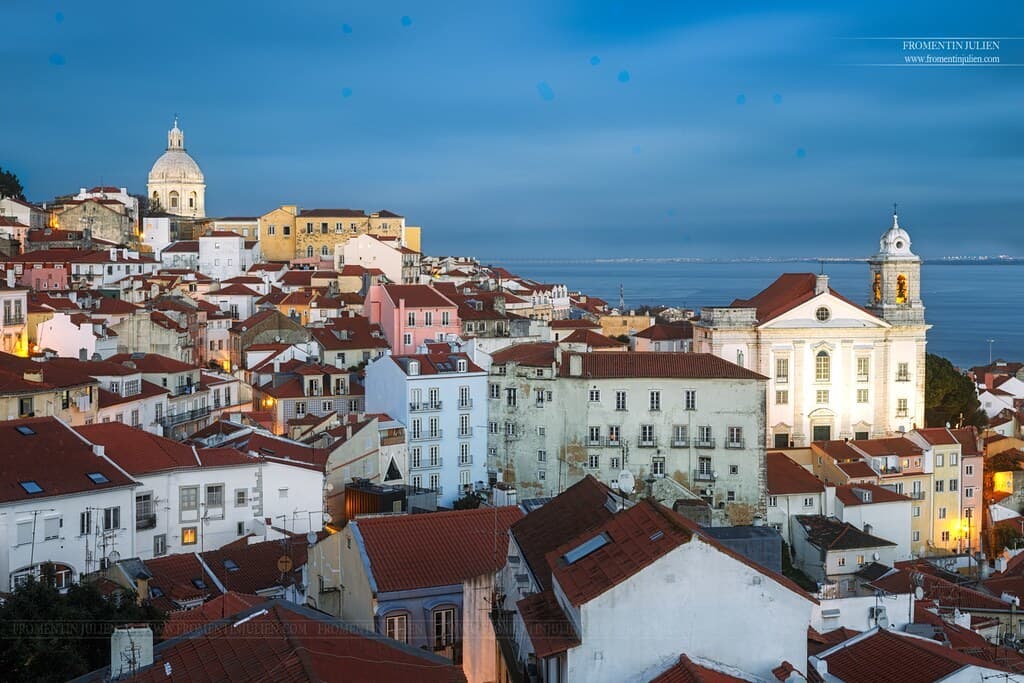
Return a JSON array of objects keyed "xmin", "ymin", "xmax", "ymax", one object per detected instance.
[
  {"xmin": 408, "ymin": 360, "xmax": 420, "ymax": 376},
  {"xmin": 457, "ymin": 359, "xmax": 468, "ymax": 373}
]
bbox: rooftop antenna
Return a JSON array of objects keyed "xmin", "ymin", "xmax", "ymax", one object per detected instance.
[
  {"xmin": 819, "ymin": 260, "xmax": 825, "ymax": 275},
  {"xmin": 618, "ymin": 283, "xmax": 625, "ymax": 312}
]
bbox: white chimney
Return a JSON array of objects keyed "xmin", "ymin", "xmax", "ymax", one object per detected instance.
[
  {"xmin": 815, "ymin": 273, "xmax": 829, "ymax": 295},
  {"xmin": 569, "ymin": 354, "xmax": 583, "ymax": 377},
  {"xmin": 6, "ymin": 269, "xmax": 14, "ymax": 288},
  {"xmin": 109, "ymin": 247, "xmax": 118, "ymax": 262},
  {"xmin": 110, "ymin": 626, "xmax": 153, "ymax": 678}
]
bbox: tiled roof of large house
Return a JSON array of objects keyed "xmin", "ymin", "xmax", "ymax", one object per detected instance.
[
  {"xmin": 558, "ymin": 352, "xmax": 766, "ymax": 380},
  {"xmin": 491, "ymin": 342, "xmax": 558, "ymax": 367},
  {"xmin": 729, "ymin": 272, "xmax": 876, "ymax": 324},
  {"xmin": 0, "ymin": 417, "xmax": 136, "ymax": 504},
  {"xmin": 353, "ymin": 506, "xmax": 524, "ymax": 593},
  {"xmin": 298, "ymin": 208, "xmax": 367, "ymax": 217},
  {"xmin": 107, "ymin": 352, "xmax": 196, "ymax": 374},
  {"xmin": 515, "ymin": 589, "xmax": 581, "ymax": 658},
  {"xmin": 795, "ymin": 515, "xmax": 897, "ymax": 551},
  {"xmin": 870, "ymin": 560, "xmax": 1014, "ymax": 614},
  {"xmin": 812, "ymin": 627, "xmax": 1009, "ymax": 682},
  {"xmin": 142, "ymin": 553, "xmax": 219, "ymax": 613},
  {"xmin": 199, "ymin": 535, "xmax": 314, "ymax": 595},
  {"xmin": 649, "ymin": 653, "xmax": 749, "ymax": 682},
  {"xmin": 309, "ymin": 318, "xmax": 389, "ymax": 351},
  {"xmin": 836, "ymin": 461, "xmax": 878, "ymax": 479},
  {"xmin": 561, "ymin": 328, "xmax": 627, "ymax": 349},
  {"xmin": 952, "ymin": 427, "xmax": 982, "ymax": 456},
  {"xmin": 767, "ymin": 452, "xmax": 825, "ymax": 495},
  {"xmin": 382, "ymin": 284, "xmax": 456, "ymax": 308},
  {"xmin": 76, "ymin": 422, "xmax": 249, "ymax": 474},
  {"xmin": 389, "ymin": 351, "xmax": 484, "ymax": 376},
  {"xmin": 97, "ymin": 380, "xmax": 168, "ymax": 408},
  {"xmin": 549, "ymin": 319, "xmax": 600, "ymax": 330},
  {"xmin": 633, "ymin": 322, "xmax": 694, "ymax": 341},
  {"xmin": 834, "ymin": 484, "xmax": 910, "ymax": 506},
  {"xmin": 210, "ymin": 283, "xmax": 259, "ymax": 297},
  {"xmin": 914, "ymin": 427, "xmax": 960, "ymax": 446},
  {"xmin": 77, "ymin": 601, "xmax": 467, "ymax": 683},
  {"xmin": 161, "ymin": 592, "xmax": 264, "ymax": 638}
]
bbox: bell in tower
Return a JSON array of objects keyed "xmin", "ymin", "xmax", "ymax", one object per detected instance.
[{"xmin": 866, "ymin": 206, "xmax": 925, "ymax": 326}]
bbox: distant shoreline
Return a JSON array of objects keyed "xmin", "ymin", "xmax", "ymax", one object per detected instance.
[{"xmin": 481, "ymin": 257, "xmax": 1024, "ymax": 266}]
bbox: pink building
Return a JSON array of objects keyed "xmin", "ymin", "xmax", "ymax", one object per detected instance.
[
  {"xmin": 364, "ymin": 284, "xmax": 460, "ymax": 354},
  {"xmin": 0, "ymin": 249, "xmax": 73, "ymax": 290},
  {"xmin": 954, "ymin": 426, "xmax": 984, "ymax": 552}
]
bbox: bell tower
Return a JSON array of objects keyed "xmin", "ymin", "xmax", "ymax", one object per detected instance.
[{"xmin": 866, "ymin": 207, "xmax": 925, "ymax": 326}]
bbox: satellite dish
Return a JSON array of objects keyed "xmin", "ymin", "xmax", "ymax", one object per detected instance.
[
  {"xmin": 306, "ymin": 531, "xmax": 317, "ymax": 546},
  {"xmin": 872, "ymin": 552, "xmax": 880, "ymax": 561},
  {"xmin": 617, "ymin": 470, "xmax": 635, "ymax": 495},
  {"xmin": 914, "ymin": 586, "xmax": 924, "ymax": 600},
  {"xmin": 107, "ymin": 550, "xmax": 121, "ymax": 564}
]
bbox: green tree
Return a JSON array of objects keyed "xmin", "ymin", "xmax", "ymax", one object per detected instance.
[
  {"xmin": 0, "ymin": 569, "xmax": 166, "ymax": 682},
  {"xmin": 925, "ymin": 353, "xmax": 986, "ymax": 428},
  {"xmin": 453, "ymin": 492, "xmax": 483, "ymax": 509},
  {"xmin": 0, "ymin": 167, "xmax": 25, "ymax": 200}
]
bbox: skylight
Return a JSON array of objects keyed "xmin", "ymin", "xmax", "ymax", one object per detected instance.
[
  {"xmin": 87, "ymin": 472, "xmax": 110, "ymax": 484},
  {"xmin": 223, "ymin": 559, "xmax": 240, "ymax": 572},
  {"xmin": 563, "ymin": 532, "xmax": 611, "ymax": 565},
  {"xmin": 19, "ymin": 481, "xmax": 43, "ymax": 494},
  {"xmin": 192, "ymin": 579, "xmax": 207, "ymax": 590},
  {"xmin": 15, "ymin": 426, "xmax": 35, "ymax": 436},
  {"xmin": 150, "ymin": 586, "xmax": 165, "ymax": 598}
]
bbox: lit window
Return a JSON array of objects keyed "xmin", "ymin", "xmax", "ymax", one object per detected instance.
[
  {"xmin": 182, "ymin": 527, "xmax": 197, "ymax": 545},
  {"xmin": 815, "ymin": 351, "xmax": 831, "ymax": 382}
]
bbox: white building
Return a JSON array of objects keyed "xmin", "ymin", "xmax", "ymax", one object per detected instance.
[
  {"xmin": 160, "ymin": 240, "xmax": 199, "ymax": 270},
  {"xmin": 141, "ymin": 216, "xmax": 172, "ymax": 258},
  {"xmin": 792, "ymin": 515, "xmax": 899, "ymax": 596},
  {"xmin": 487, "ymin": 345, "xmax": 767, "ymax": 525},
  {"xmin": 695, "ymin": 212, "xmax": 929, "ymax": 448},
  {"xmin": 339, "ymin": 233, "xmax": 420, "ymax": 284},
  {"xmin": 0, "ymin": 196, "xmax": 48, "ymax": 231},
  {"xmin": 198, "ymin": 231, "xmax": 260, "ymax": 281},
  {"xmin": 0, "ymin": 417, "xmax": 138, "ymax": 591},
  {"xmin": 147, "ymin": 117, "xmax": 205, "ymax": 218},
  {"xmin": 833, "ymin": 483, "xmax": 913, "ymax": 561},
  {"xmin": 766, "ymin": 451, "xmax": 827, "ymax": 544},
  {"xmin": 36, "ymin": 311, "xmax": 119, "ymax": 360},
  {"xmin": 364, "ymin": 343, "xmax": 488, "ymax": 506}
]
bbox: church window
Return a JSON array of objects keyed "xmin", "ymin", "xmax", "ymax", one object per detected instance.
[
  {"xmin": 189, "ymin": 192, "xmax": 196, "ymax": 209},
  {"xmin": 815, "ymin": 351, "xmax": 831, "ymax": 382},
  {"xmin": 856, "ymin": 357, "xmax": 870, "ymax": 381},
  {"xmin": 169, "ymin": 191, "xmax": 179, "ymax": 209},
  {"xmin": 872, "ymin": 273, "xmax": 882, "ymax": 303},
  {"xmin": 306, "ymin": 245, "xmax": 314, "ymax": 258},
  {"xmin": 816, "ymin": 390, "xmax": 829, "ymax": 405},
  {"xmin": 857, "ymin": 389, "xmax": 869, "ymax": 403},
  {"xmin": 896, "ymin": 362, "xmax": 910, "ymax": 382},
  {"xmin": 895, "ymin": 274, "xmax": 908, "ymax": 304},
  {"xmin": 776, "ymin": 358, "xmax": 789, "ymax": 383},
  {"xmin": 815, "ymin": 306, "xmax": 831, "ymax": 322}
]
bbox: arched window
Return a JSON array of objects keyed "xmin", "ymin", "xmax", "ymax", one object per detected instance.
[
  {"xmin": 188, "ymin": 191, "xmax": 196, "ymax": 209},
  {"xmin": 169, "ymin": 191, "xmax": 179, "ymax": 209},
  {"xmin": 896, "ymin": 274, "xmax": 907, "ymax": 304},
  {"xmin": 320, "ymin": 245, "xmax": 330, "ymax": 257},
  {"xmin": 815, "ymin": 351, "xmax": 831, "ymax": 382},
  {"xmin": 306, "ymin": 245, "xmax": 314, "ymax": 258}
]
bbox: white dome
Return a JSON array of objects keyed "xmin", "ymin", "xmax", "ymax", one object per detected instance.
[
  {"xmin": 877, "ymin": 213, "xmax": 915, "ymax": 258},
  {"xmin": 149, "ymin": 149, "xmax": 204, "ymax": 183}
]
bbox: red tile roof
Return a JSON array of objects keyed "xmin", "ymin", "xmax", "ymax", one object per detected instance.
[
  {"xmin": 510, "ymin": 476, "xmax": 617, "ymax": 590},
  {"xmin": 796, "ymin": 515, "xmax": 896, "ymax": 551},
  {"xmin": 97, "ymin": 379, "xmax": 168, "ymax": 408},
  {"xmin": 516, "ymin": 589, "xmax": 580, "ymax": 658},
  {"xmin": 836, "ymin": 461, "xmax": 878, "ymax": 479},
  {"xmin": 767, "ymin": 452, "xmax": 825, "ymax": 495},
  {"xmin": 76, "ymin": 422, "xmax": 200, "ymax": 474},
  {"xmin": 491, "ymin": 342, "xmax": 558, "ymax": 367},
  {"xmin": 382, "ymin": 284, "xmax": 456, "ymax": 308},
  {"xmin": 650, "ymin": 654, "xmax": 748, "ymax": 682},
  {"xmin": 211, "ymin": 283, "xmax": 259, "ymax": 297},
  {"xmin": 548, "ymin": 498, "xmax": 694, "ymax": 606},
  {"xmin": 834, "ymin": 484, "xmax": 910, "ymax": 506},
  {"xmin": 634, "ymin": 322, "xmax": 694, "ymax": 341},
  {"xmin": 161, "ymin": 591, "xmax": 265, "ymax": 638},
  {"xmin": 549, "ymin": 319, "xmax": 600, "ymax": 329},
  {"xmin": 952, "ymin": 427, "xmax": 982, "ymax": 456},
  {"xmin": 817, "ymin": 627, "xmax": 1009, "ymax": 682},
  {"xmin": 872, "ymin": 562, "xmax": 1012, "ymax": 612},
  {"xmin": 559, "ymin": 352, "xmax": 766, "ymax": 380},
  {"xmin": 807, "ymin": 626, "xmax": 861, "ymax": 656},
  {"xmin": 143, "ymin": 552, "xmax": 218, "ymax": 612},
  {"xmin": 354, "ymin": 506, "xmax": 524, "ymax": 592},
  {"xmin": 388, "ymin": 352, "xmax": 484, "ymax": 376},
  {"xmin": 914, "ymin": 427, "xmax": 960, "ymax": 446},
  {"xmin": 730, "ymin": 272, "xmax": 877, "ymax": 324},
  {"xmin": 199, "ymin": 534, "xmax": 314, "ymax": 595},
  {"xmin": 0, "ymin": 417, "xmax": 136, "ymax": 503},
  {"xmin": 561, "ymin": 328, "xmax": 627, "ymax": 348},
  {"xmin": 87, "ymin": 601, "xmax": 467, "ymax": 682},
  {"xmin": 107, "ymin": 353, "xmax": 196, "ymax": 374},
  {"xmin": 162, "ymin": 241, "xmax": 199, "ymax": 253}
]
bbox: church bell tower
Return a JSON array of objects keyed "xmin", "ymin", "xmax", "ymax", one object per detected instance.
[{"xmin": 866, "ymin": 207, "xmax": 925, "ymax": 326}]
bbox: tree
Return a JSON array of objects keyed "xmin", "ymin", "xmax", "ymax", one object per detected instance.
[
  {"xmin": 453, "ymin": 492, "xmax": 483, "ymax": 510},
  {"xmin": 0, "ymin": 167, "xmax": 25, "ymax": 200},
  {"xmin": 0, "ymin": 569, "xmax": 166, "ymax": 682},
  {"xmin": 925, "ymin": 353, "xmax": 986, "ymax": 428}
]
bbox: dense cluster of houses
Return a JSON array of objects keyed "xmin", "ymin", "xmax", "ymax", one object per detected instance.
[{"xmin": 4, "ymin": 180, "xmax": 1024, "ymax": 681}]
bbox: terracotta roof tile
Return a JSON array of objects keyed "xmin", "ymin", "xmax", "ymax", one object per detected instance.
[
  {"xmin": 382, "ymin": 284, "xmax": 457, "ymax": 309},
  {"xmin": 515, "ymin": 589, "xmax": 580, "ymax": 658},
  {"xmin": 558, "ymin": 352, "xmax": 766, "ymax": 380},
  {"xmin": 650, "ymin": 654, "xmax": 749, "ymax": 682},
  {"xmin": 491, "ymin": 342, "xmax": 558, "ymax": 367},
  {"xmin": 767, "ymin": 452, "xmax": 825, "ymax": 495},
  {"xmin": 795, "ymin": 515, "xmax": 897, "ymax": 550},
  {"xmin": 834, "ymin": 484, "xmax": 910, "ymax": 506},
  {"xmin": 730, "ymin": 272, "xmax": 878, "ymax": 324},
  {"xmin": 561, "ymin": 328, "xmax": 627, "ymax": 348}
]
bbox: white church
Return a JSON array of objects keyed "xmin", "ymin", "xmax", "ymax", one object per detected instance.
[
  {"xmin": 695, "ymin": 212, "xmax": 929, "ymax": 447},
  {"xmin": 147, "ymin": 117, "xmax": 205, "ymax": 218}
]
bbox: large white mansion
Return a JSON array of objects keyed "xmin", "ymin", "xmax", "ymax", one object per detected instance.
[{"xmin": 695, "ymin": 212, "xmax": 929, "ymax": 447}]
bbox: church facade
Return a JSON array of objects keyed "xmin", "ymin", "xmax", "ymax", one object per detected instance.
[
  {"xmin": 695, "ymin": 213, "xmax": 929, "ymax": 447},
  {"xmin": 147, "ymin": 118, "xmax": 206, "ymax": 218}
]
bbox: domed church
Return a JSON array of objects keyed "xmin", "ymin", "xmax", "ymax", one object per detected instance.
[{"xmin": 147, "ymin": 117, "xmax": 205, "ymax": 217}]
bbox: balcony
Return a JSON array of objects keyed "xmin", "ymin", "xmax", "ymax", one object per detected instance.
[
  {"xmin": 136, "ymin": 513, "xmax": 157, "ymax": 530},
  {"xmin": 896, "ymin": 411, "xmax": 908, "ymax": 418},
  {"xmin": 410, "ymin": 401, "xmax": 443, "ymax": 412},
  {"xmin": 410, "ymin": 430, "xmax": 443, "ymax": 442},
  {"xmin": 158, "ymin": 406, "xmax": 211, "ymax": 428},
  {"xmin": 411, "ymin": 457, "xmax": 443, "ymax": 470},
  {"xmin": 725, "ymin": 439, "xmax": 745, "ymax": 450},
  {"xmin": 171, "ymin": 384, "xmax": 197, "ymax": 398},
  {"xmin": 695, "ymin": 438, "xmax": 716, "ymax": 449},
  {"xmin": 458, "ymin": 430, "xmax": 473, "ymax": 438},
  {"xmin": 909, "ymin": 491, "xmax": 926, "ymax": 500},
  {"xmin": 637, "ymin": 437, "xmax": 658, "ymax": 448},
  {"xmin": 693, "ymin": 469, "xmax": 716, "ymax": 483},
  {"xmin": 457, "ymin": 399, "xmax": 473, "ymax": 409},
  {"xmin": 670, "ymin": 438, "xmax": 689, "ymax": 448},
  {"xmin": 879, "ymin": 465, "xmax": 902, "ymax": 475},
  {"xmin": 895, "ymin": 375, "xmax": 911, "ymax": 383},
  {"xmin": 459, "ymin": 455, "xmax": 473, "ymax": 466}
]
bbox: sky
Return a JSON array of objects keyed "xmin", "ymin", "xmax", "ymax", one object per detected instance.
[{"xmin": 3, "ymin": 1, "xmax": 1024, "ymax": 259}]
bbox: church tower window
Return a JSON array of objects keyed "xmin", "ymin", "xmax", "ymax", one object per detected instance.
[
  {"xmin": 895, "ymin": 274, "xmax": 907, "ymax": 304},
  {"xmin": 815, "ymin": 351, "xmax": 831, "ymax": 383}
]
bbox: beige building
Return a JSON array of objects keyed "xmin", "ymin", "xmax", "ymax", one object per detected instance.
[{"xmin": 258, "ymin": 205, "xmax": 418, "ymax": 263}]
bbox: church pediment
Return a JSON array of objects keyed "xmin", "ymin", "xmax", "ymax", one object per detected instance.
[{"xmin": 759, "ymin": 291, "xmax": 890, "ymax": 331}]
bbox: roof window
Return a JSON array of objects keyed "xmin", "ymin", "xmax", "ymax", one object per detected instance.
[
  {"xmin": 19, "ymin": 481, "xmax": 43, "ymax": 494},
  {"xmin": 87, "ymin": 472, "xmax": 110, "ymax": 484},
  {"xmin": 563, "ymin": 532, "xmax": 611, "ymax": 565}
]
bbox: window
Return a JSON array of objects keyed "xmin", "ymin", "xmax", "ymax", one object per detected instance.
[
  {"xmin": 587, "ymin": 453, "xmax": 600, "ymax": 469},
  {"xmin": 615, "ymin": 391, "xmax": 627, "ymax": 411},
  {"xmin": 460, "ymin": 442, "xmax": 471, "ymax": 465},
  {"xmin": 652, "ymin": 457, "xmax": 666, "ymax": 476},
  {"xmin": 776, "ymin": 390, "xmax": 789, "ymax": 405},
  {"xmin": 698, "ymin": 425, "xmax": 712, "ymax": 446},
  {"xmin": 912, "ymin": 531, "xmax": 920, "ymax": 542},
  {"xmin": 459, "ymin": 413, "xmax": 471, "ymax": 437},
  {"xmin": 608, "ymin": 425, "xmax": 620, "ymax": 444},
  {"xmin": 429, "ymin": 446, "xmax": 439, "ymax": 467},
  {"xmin": 588, "ymin": 426, "xmax": 601, "ymax": 444},
  {"xmin": 837, "ymin": 557, "xmax": 846, "ymax": 567},
  {"xmin": 537, "ymin": 426, "xmax": 547, "ymax": 437},
  {"xmin": 320, "ymin": 245, "xmax": 330, "ymax": 257},
  {"xmin": 182, "ymin": 527, "xmax": 198, "ymax": 545},
  {"xmin": 305, "ymin": 245, "xmax": 314, "ymax": 258},
  {"xmin": 538, "ymin": 469, "xmax": 547, "ymax": 480},
  {"xmin": 896, "ymin": 398, "xmax": 908, "ymax": 417},
  {"xmin": 488, "ymin": 421, "xmax": 498, "ymax": 435},
  {"xmin": 949, "ymin": 479, "xmax": 958, "ymax": 492},
  {"xmin": 295, "ymin": 401, "xmax": 306, "ymax": 417},
  {"xmin": 913, "ymin": 506, "xmax": 920, "ymax": 517},
  {"xmin": 534, "ymin": 388, "xmax": 546, "ymax": 405},
  {"xmin": 896, "ymin": 362, "xmax": 910, "ymax": 381},
  {"xmin": 641, "ymin": 424, "xmax": 655, "ymax": 445},
  {"xmin": 267, "ymin": 224, "xmax": 276, "ymax": 235},
  {"xmin": 965, "ymin": 486, "xmax": 974, "ymax": 498},
  {"xmin": 775, "ymin": 358, "xmax": 789, "ymax": 383},
  {"xmin": 43, "ymin": 516, "xmax": 60, "ymax": 540},
  {"xmin": 412, "ymin": 475, "xmax": 422, "ymax": 489},
  {"xmin": 538, "ymin": 449, "xmax": 547, "ymax": 462},
  {"xmin": 80, "ymin": 510, "xmax": 93, "ymax": 536},
  {"xmin": 803, "ymin": 497, "xmax": 814, "ymax": 508},
  {"xmin": 489, "ymin": 384, "xmax": 500, "ymax": 399},
  {"xmin": 429, "ymin": 473, "xmax": 439, "ymax": 490},
  {"xmin": 816, "ymin": 390, "xmax": 829, "ymax": 405},
  {"xmin": 727, "ymin": 426, "xmax": 743, "ymax": 447},
  {"xmin": 103, "ymin": 506, "xmax": 120, "ymax": 530},
  {"xmin": 279, "ymin": 487, "xmax": 289, "ymax": 499},
  {"xmin": 965, "ymin": 464, "xmax": 974, "ymax": 476},
  {"xmin": 672, "ymin": 424, "xmax": 687, "ymax": 445},
  {"xmin": 433, "ymin": 608, "xmax": 455, "ymax": 647},
  {"xmin": 505, "ymin": 388, "xmax": 518, "ymax": 408},
  {"xmin": 335, "ymin": 222, "xmax": 344, "ymax": 233},
  {"xmin": 729, "ymin": 464, "xmax": 739, "ymax": 475},
  {"xmin": 424, "ymin": 311, "xmax": 433, "ymax": 327},
  {"xmin": 857, "ymin": 357, "xmax": 869, "ymax": 381},
  {"xmin": 386, "ymin": 614, "xmax": 408, "ymax": 643},
  {"xmin": 857, "ymin": 389, "xmax": 869, "ymax": 404},
  {"xmin": 684, "ymin": 389, "xmax": 696, "ymax": 411},
  {"xmin": 407, "ymin": 311, "xmax": 416, "ymax": 327},
  {"xmin": 815, "ymin": 351, "xmax": 831, "ymax": 382},
  {"xmin": 589, "ymin": 388, "xmax": 601, "ymax": 402},
  {"xmin": 950, "ymin": 453, "xmax": 958, "ymax": 466},
  {"xmin": 283, "ymin": 225, "xmax": 291, "ymax": 236},
  {"xmin": 206, "ymin": 484, "xmax": 224, "ymax": 507},
  {"xmin": 649, "ymin": 390, "xmax": 661, "ymax": 411},
  {"xmin": 402, "ymin": 333, "xmax": 412, "ymax": 346},
  {"xmin": 856, "ymin": 554, "xmax": 865, "ymax": 566},
  {"xmin": 153, "ymin": 534, "xmax": 167, "ymax": 556},
  {"xmin": 235, "ymin": 489, "xmax": 248, "ymax": 507},
  {"xmin": 815, "ymin": 306, "xmax": 831, "ymax": 322},
  {"xmin": 938, "ymin": 507, "xmax": 947, "ymax": 519},
  {"xmin": 768, "ymin": 496, "xmax": 778, "ymax": 507},
  {"xmin": 935, "ymin": 480, "xmax": 944, "ymax": 493}
]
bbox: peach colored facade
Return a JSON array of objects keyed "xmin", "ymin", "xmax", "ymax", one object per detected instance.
[{"xmin": 364, "ymin": 284, "xmax": 460, "ymax": 355}]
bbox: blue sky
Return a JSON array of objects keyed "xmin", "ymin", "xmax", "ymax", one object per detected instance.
[{"xmin": 3, "ymin": 1, "xmax": 1023, "ymax": 258}]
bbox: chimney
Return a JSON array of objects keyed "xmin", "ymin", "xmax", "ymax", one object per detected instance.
[
  {"xmin": 93, "ymin": 444, "xmax": 105, "ymax": 457},
  {"xmin": 815, "ymin": 273, "xmax": 829, "ymax": 295},
  {"xmin": 568, "ymin": 354, "xmax": 583, "ymax": 377},
  {"xmin": 110, "ymin": 626, "xmax": 153, "ymax": 678},
  {"xmin": 109, "ymin": 248, "xmax": 117, "ymax": 262},
  {"xmin": 6, "ymin": 269, "xmax": 14, "ymax": 288}
]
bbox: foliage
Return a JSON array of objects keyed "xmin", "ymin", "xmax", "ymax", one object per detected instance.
[
  {"xmin": 781, "ymin": 541, "xmax": 818, "ymax": 592},
  {"xmin": 0, "ymin": 567, "xmax": 166, "ymax": 682},
  {"xmin": 0, "ymin": 167, "xmax": 25, "ymax": 200},
  {"xmin": 992, "ymin": 525, "xmax": 1023, "ymax": 556},
  {"xmin": 453, "ymin": 492, "xmax": 483, "ymax": 510},
  {"xmin": 925, "ymin": 353, "xmax": 986, "ymax": 428}
]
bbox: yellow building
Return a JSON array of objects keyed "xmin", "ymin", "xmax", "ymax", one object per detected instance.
[
  {"xmin": 598, "ymin": 314, "xmax": 655, "ymax": 340},
  {"xmin": 257, "ymin": 205, "xmax": 298, "ymax": 262},
  {"xmin": 294, "ymin": 209, "xmax": 405, "ymax": 263}
]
